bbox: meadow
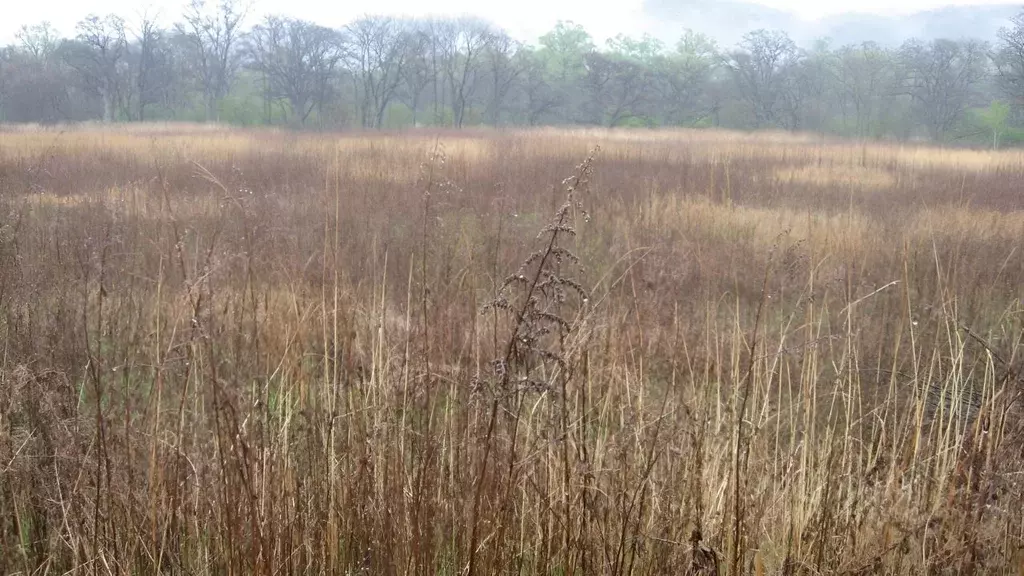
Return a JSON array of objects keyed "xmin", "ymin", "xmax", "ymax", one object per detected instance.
[{"xmin": 1, "ymin": 125, "xmax": 1023, "ymax": 574}]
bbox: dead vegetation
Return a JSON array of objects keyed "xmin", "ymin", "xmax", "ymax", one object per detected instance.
[{"xmin": 1, "ymin": 126, "xmax": 1023, "ymax": 574}]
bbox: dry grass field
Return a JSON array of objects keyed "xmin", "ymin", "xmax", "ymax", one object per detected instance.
[{"xmin": 1, "ymin": 125, "xmax": 1023, "ymax": 575}]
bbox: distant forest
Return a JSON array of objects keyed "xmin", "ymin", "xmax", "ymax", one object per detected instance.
[{"xmin": 2, "ymin": 3, "xmax": 1024, "ymax": 146}]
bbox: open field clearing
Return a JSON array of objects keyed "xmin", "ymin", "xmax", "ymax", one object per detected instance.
[{"xmin": 1, "ymin": 126, "xmax": 1023, "ymax": 574}]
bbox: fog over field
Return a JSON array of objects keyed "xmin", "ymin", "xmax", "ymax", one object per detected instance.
[
  {"xmin": 3, "ymin": 0, "xmax": 1024, "ymax": 145},
  {"xmin": 642, "ymin": 1, "xmax": 1021, "ymax": 46},
  {"xmin": 2, "ymin": 0, "xmax": 1021, "ymax": 46},
  {"xmin": 2, "ymin": 0, "xmax": 1024, "ymax": 574}
]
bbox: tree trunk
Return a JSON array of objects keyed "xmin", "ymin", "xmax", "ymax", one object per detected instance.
[
  {"xmin": 205, "ymin": 93, "xmax": 217, "ymax": 123},
  {"xmin": 102, "ymin": 85, "xmax": 115, "ymax": 123},
  {"xmin": 137, "ymin": 71, "xmax": 146, "ymax": 122}
]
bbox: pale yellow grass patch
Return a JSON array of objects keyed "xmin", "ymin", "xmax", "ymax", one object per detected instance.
[
  {"xmin": 514, "ymin": 127, "xmax": 1024, "ymax": 173},
  {"xmin": 774, "ymin": 164, "xmax": 896, "ymax": 189},
  {"xmin": 0, "ymin": 131, "xmax": 262, "ymax": 161},
  {"xmin": 907, "ymin": 207, "xmax": 1024, "ymax": 244},
  {"xmin": 335, "ymin": 134, "xmax": 494, "ymax": 164},
  {"xmin": 4, "ymin": 125, "xmax": 1024, "ymax": 177},
  {"xmin": 639, "ymin": 193, "xmax": 881, "ymax": 257},
  {"xmin": 25, "ymin": 186, "xmax": 147, "ymax": 208},
  {"xmin": 22, "ymin": 185, "xmax": 226, "ymax": 223}
]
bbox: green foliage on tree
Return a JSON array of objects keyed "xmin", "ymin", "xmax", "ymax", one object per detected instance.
[
  {"xmin": 977, "ymin": 100, "xmax": 1011, "ymax": 148},
  {"xmin": 537, "ymin": 21, "xmax": 594, "ymax": 83},
  {"xmin": 2, "ymin": 8, "xmax": 1024, "ymax": 145}
]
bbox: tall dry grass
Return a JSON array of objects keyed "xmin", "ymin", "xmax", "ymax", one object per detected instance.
[{"xmin": 1, "ymin": 127, "xmax": 1023, "ymax": 574}]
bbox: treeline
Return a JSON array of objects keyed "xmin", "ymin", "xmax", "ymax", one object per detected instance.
[{"xmin": 2, "ymin": 2, "xmax": 1024, "ymax": 144}]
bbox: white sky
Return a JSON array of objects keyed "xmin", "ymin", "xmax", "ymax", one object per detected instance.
[{"xmin": 0, "ymin": 0, "xmax": 1016, "ymax": 45}]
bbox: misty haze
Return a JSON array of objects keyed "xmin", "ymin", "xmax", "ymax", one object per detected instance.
[
  {"xmin": 1, "ymin": 0, "xmax": 1023, "ymax": 140},
  {"xmin": 2, "ymin": 0, "xmax": 1024, "ymax": 574}
]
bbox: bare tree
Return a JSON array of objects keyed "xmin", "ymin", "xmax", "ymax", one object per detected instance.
[
  {"xmin": 397, "ymin": 25, "xmax": 433, "ymax": 126},
  {"xmin": 483, "ymin": 30, "xmax": 521, "ymax": 125},
  {"xmin": 517, "ymin": 49, "xmax": 561, "ymax": 125},
  {"xmin": 131, "ymin": 15, "xmax": 177, "ymax": 121},
  {"xmin": 63, "ymin": 15, "xmax": 127, "ymax": 122},
  {"xmin": 5, "ymin": 22, "xmax": 68, "ymax": 122},
  {"xmin": 425, "ymin": 18, "xmax": 452, "ymax": 125},
  {"xmin": 439, "ymin": 18, "xmax": 493, "ymax": 128},
  {"xmin": 248, "ymin": 16, "xmax": 343, "ymax": 126},
  {"xmin": 832, "ymin": 42, "xmax": 898, "ymax": 137},
  {"xmin": 778, "ymin": 42, "xmax": 834, "ymax": 132},
  {"xmin": 345, "ymin": 16, "xmax": 409, "ymax": 129},
  {"xmin": 0, "ymin": 48, "xmax": 8, "ymax": 121},
  {"xmin": 995, "ymin": 11, "xmax": 1024, "ymax": 108},
  {"xmin": 1, "ymin": 34, "xmax": 83, "ymax": 123},
  {"xmin": 16, "ymin": 22, "xmax": 61, "ymax": 61},
  {"xmin": 175, "ymin": 0, "xmax": 246, "ymax": 122},
  {"xmin": 584, "ymin": 51, "xmax": 653, "ymax": 126},
  {"xmin": 724, "ymin": 29, "xmax": 800, "ymax": 128},
  {"xmin": 898, "ymin": 38, "xmax": 989, "ymax": 140}
]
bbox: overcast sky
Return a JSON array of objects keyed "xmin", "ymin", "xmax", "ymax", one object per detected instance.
[{"xmin": 0, "ymin": 0, "xmax": 1016, "ymax": 46}]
